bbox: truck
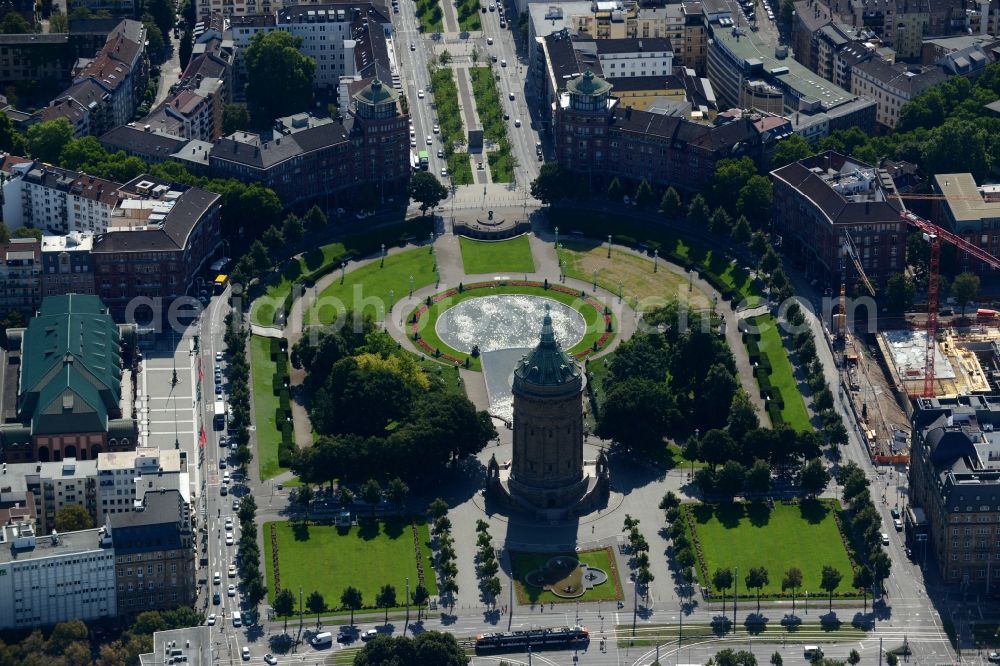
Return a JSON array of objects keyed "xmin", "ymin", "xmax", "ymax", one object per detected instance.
[
  {"xmin": 418, "ymin": 150, "xmax": 429, "ymax": 170},
  {"xmin": 213, "ymin": 399, "xmax": 226, "ymax": 430}
]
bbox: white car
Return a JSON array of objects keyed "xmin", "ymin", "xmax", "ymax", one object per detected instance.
[
  {"xmin": 410, "ymin": 43, "xmax": 415, "ymax": 51},
  {"xmin": 228, "ymin": 584, "xmax": 237, "ymax": 597},
  {"xmin": 241, "ymin": 646, "xmax": 250, "ymax": 661},
  {"xmin": 508, "ymin": 92, "xmax": 515, "ymax": 100},
  {"xmin": 229, "ymin": 564, "xmax": 238, "ymax": 578},
  {"xmin": 215, "ymin": 352, "xmax": 223, "ymax": 362},
  {"xmin": 432, "ymin": 123, "xmax": 439, "ymax": 133},
  {"xmin": 223, "ymin": 472, "xmax": 231, "ymax": 484},
  {"xmin": 487, "ymin": 37, "xmax": 493, "ymax": 44},
  {"xmin": 225, "ymin": 517, "xmax": 234, "ymax": 530},
  {"xmin": 213, "ymin": 572, "xmax": 221, "ymax": 585},
  {"xmin": 514, "ymin": 118, "xmax": 521, "ymax": 127},
  {"xmin": 264, "ymin": 656, "xmax": 278, "ymax": 666},
  {"xmin": 500, "ymin": 59, "xmax": 507, "ymax": 67},
  {"xmin": 233, "ymin": 499, "xmax": 241, "ymax": 510},
  {"xmin": 410, "ymin": 139, "xmax": 416, "ymax": 148},
  {"xmin": 417, "ymin": 89, "xmax": 425, "ymax": 98},
  {"xmin": 226, "ymin": 534, "xmax": 235, "ymax": 546},
  {"xmin": 361, "ymin": 629, "xmax": 378, "ymax": 641},
  {"xmin": 426, "ymin": 135, "xmax": 432, "ymax": 145},
  {"xmin": 881, "ymin": 532, "xmax": 890, "ymax": 545},
  {"xmin": 440, "ymin": 167, "xmax": 448, "ymax": 177},
  {"xmin": 207, "ymin": 613, "xmax": 217, "ymax": 626}
]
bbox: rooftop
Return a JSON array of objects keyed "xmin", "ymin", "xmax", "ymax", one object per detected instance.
[
  {"xmin": 933, "ymin": 173, "xmax": 1000, "ymax": 223},
  {"xmin": 0, "ymin": 524, "xmax": 108, "ymax": 565},
  {"xmin": 710, "ymin": 23, "xmax": 856, "ymax": 110},
  {"xmin": 98, "ymin": 446, "xmax": 182, "ymax": 472},
  {"xmin": 108, "ymin": 488, "xmax": 185, "ymax": 529},
  {"xmin": 2, "ymin": 457, "xmax": 99, "ymax": 482},
  {"xmin": 138, "ymin": 626, "xmax": 212, "ymax": 666},
  {"xmin": 41, "ymin": 231, "xmax": 94, "ymax": 254},
  {"xmin": 99, "ymin": 124, "xmax": 189, "ymax": 159},
  {"xmin": 852, "ymin": 58, "xmax": 948, "ymax": 95}
]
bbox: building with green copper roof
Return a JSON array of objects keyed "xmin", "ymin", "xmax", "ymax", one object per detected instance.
[{"xmin": 1, "ymin": 294, "xmax": 137, "ymax": 463}]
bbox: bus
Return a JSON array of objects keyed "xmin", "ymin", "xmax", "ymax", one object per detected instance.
[
  {"xmin": 418, "ymin": 150, "xmax": 429, "ymax": 170},
  {"xmin": 213, "ymin": 400, "xmax": 226, "ymax": 430}
]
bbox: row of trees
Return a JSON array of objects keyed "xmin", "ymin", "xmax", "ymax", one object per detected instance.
[
  {"xmin": 228, "ymin": 205, "xmax": 328, "ymax": 288},
  {"xmin": 352, "ymin": 631, "xmax": 468, "ymax": 665},
  {"xmin": 475, "ymin": 519, "xmax": 502, "ymax": 609},
  {"xmin": 430, "ymin": 497, "xmax": 460, "ymax": 610},
  {"xmin": 623, "ymin": 515, "xmax": 655, "ymax": 601},
  {"xmin": 705, "ymin": 646, "xmax": 867, "ymax": 666},
  {"xmin": 290, "ymin": 321, "xmax": 497, "ymax": 487},
  {"xmin": 271, "ymin": 578, "xmax": 432, "ymax": 629},
  {"xmin": 838, "ymin": 461, "xmax": 893, "ymax": 597},
  {"xmin": 693, "ymin": 456, "xmax": 830, "ymax": 499}
]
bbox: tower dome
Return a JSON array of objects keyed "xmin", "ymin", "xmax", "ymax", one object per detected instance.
[{"xmin": 512, "ymin": 305, "xmax": 582, "ymax": 396}]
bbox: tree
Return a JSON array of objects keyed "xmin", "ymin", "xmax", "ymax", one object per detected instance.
[
  {"xmin": 408, "ymin": 171, "xmax": 448, "ymax": 214},
  {"xmin": 353, "ymin": 631, "xmax": 467, "ymax": 666},
  {"xmin": 800, "ymin": 458, "xmax": 830, "ymax": 496},
  {"xmin": 771, "ymin": 652, "xmax": 784, "ymax": 666},
  {"xmin": 0, "ymin": 11, "xmax": 32, "ymax": 33},
  {"xmin": 145, "ymin": 0, "xmax": 175, "ymax": 39},
  {"xmin": 770, "ymin": 135, "xmax": 813, "ymax": 168},
  {"xmin": 438, "ymin": 49, "xmax": 451, "ymax": 65},
  {"xmin": 607, "ymin": 176, "xmax": 624, "ymax": 202},
  {"xmin": 141, "ymin": 17, "xmax": 165, "ymax": 53},
  {"xmin": 710, "ymin": 648, "xmax": 758, "ymax": 666},
  {"xmin": 886, "ymin": 653, "xmax": 899, "ymax": 666},
  {"xmin": 273, "ymin": 588, "xmax": 296, "ymax": 631},
  {"xmin": 712, "ymin": 567, "xmax": 734, "ymax": 616},
  {"xmin": 376, "ymin": 584, "xmax": 397, "ymax": 623},
  {"xmin": 744, "ymin": 566, "xmax": 769, "ymax": 613},
  {"xmin": 0, "ymin": 111, "xmax": 26, "ymax": 155},
  {"xmin": 760, "ymin": 247, "xmax": 780, "ymax": 275},
  {"xmin": 951, "ymin": 271, "xmax": 980, "ymax": 314},
  {"xmin": 427, "ymin": 497, "xmax": 449, "ymax": 520},
  {"xmin": 687, "ymin": 193, "xmax": 710, "ymax": 227},
  {"xmin": 296, "ymin": 484, "xmax": 313, "ymax": 518},
  {"xmin": 731, "ymin": 215, "xmax": 752, "ymax": 244},
  {"xmin": 848, "ymin": 649, "xmax": 861, "ymax": 665},
  {"xmin": 387, "ymin": 477, "xmax": 409, "ymax": 511},
  {"xmin": 716, "ymin": 460, "xmax": 746, "ymax": 498},
  {"xmin": 222, "ymin": 103, "xmax": 251, "ymax": 135},
  {"xmin": 709, "ymin": 206, "xmax": 732, "ymax": 235},
  {"xmin": 179, "ymin": 27, "xmax": 193, "ymax": 69},
  {"xmin": 483, "ymin": 576, "xmax": 502, "ymax": 608},
  {"xmin": 782, "ymin": 567, "xmax": 803, "ymax": 615},
  {"xmin": 304, "ymin": 204, "xmax": 328, "ymax": 232},
  {"xmin": 635, "ymin": 178, "xmax": 654, "ymax": 207},
  {"xmin": 361, "ymin": 478, "xmax": 382, "ymax": 512},
  {"xmin": 282, "ymin": 213, "xmax": 304, "ymax": 244},
  {"xmin": 27, "ymin": 119, "xmax": 75, "ymax": 163},
  {"xmin": 596, "ymin": 377, "xmax": 677, "ymax": 453},
  {"xmin": 54, "ymin": 504, "xmax": 93, "ymax": 532},
  {"xmin": 711, "ymin": 157, "xmax": 756, "ymax": 211},
  {"xmin": 244, "ymin": 31, "xmax": 315, "ymax": 121},
  {"xmin": 659, "ymin": 186, "xmax": 682, "ymax": 217},
  {"xmin": 659, "ymin": 491, "xmax": 680, "ymax": 513},
  {"xmin": 340, "ymin": 586, "xmax": 363, "ymax": 625},
  {"xmin": 530, "ymin": 162, "xmax": 572, "ymax": 204},
  {"xmin": 261, "ymin": 225, "xmax": 284, "ymax": 263},
  {"xmin": 49, "ymin": 10, "xmax": 69, "ymax": 33},
  {"xmin": 738, "ymin": 175, "xmax": 773, "ymax": 227},
  {"xmin": 307, "ymin": 590, "xmax": 326, "ymax": 627},
  {"xmin": 744, "ymin": 458, "xmax": 772, "ymax": 495},
  {"xmin": 884, "ymin": 273, "xmax": 915, "ymax": 314},
  {"xmin": 853, "ymin": 567, "xmax": 874, "ymax": 614},
  {"xmin": 820, "ymin": 565, "xmax": 843, "ymax": 611},
  {"xmin": 411, "ymin": 584, "xmax": 429, "ymax": 620}
]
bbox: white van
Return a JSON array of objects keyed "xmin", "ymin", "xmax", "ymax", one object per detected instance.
[
  {"xmin": 311, "ymin": 632, "xmax": 333, "ymax": 647},
  {"xmin": 804, "ymin": 645, "xmax": 822, "ymax": 659},
  {"xmin": 232, "ymin": 611, "xmax": 242, "ymax": 627}
]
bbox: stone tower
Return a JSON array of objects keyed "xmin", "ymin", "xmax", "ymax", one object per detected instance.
[{"xmin": 507, "ymin": 307, "xmax": 588, "ymax": 509}]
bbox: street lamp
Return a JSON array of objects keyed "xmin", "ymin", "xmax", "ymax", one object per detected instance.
[
  {"xmin": 555, "ymin": 226, "xmax": 559, "ymax": 248},
  {"xmin": 429, "ymin": 231, "xmax": 435, "ymax": 253},
  {"xmin": 653, "ymin": 249, "xmax": 658, "ymax": 273},
  {"xmin": 409, "ymin": 275, "xmax": 414, "ymax": 298},
  {"xmin": 607, "ymin": 234, "xmax": 612, "ymax": 258},
  {"xmin": 592, "ymin": 270, "xmax": 598, "ymax": 292},
  {"xmin": 389, "ymin": 288, "xmax": 395, "ymax": 315},
  {"xmin": 341, "ymin": 261, "xmax": 347, "ymax": 283}
]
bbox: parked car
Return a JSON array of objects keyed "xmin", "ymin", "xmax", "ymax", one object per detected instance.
[
  {"xmin": 361, "ymin": 629, "xmax": 378, "ymax": 641},
  {"xmin": 241, "ymin": 647, "xmax": 250, "ymax": 661}
]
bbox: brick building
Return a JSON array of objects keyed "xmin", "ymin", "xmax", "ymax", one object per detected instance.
[{"xmin": 770, "ymin": 151, "xmax": 906, "ymax": 289}]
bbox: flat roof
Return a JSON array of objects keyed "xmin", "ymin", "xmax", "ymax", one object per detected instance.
[
  {"xmin": 711, "ymin": 26, "xmax": 854, "ymax": 109},
  {"xmin": 934, "ymin": 173, "xmax": 1000, "ymax": 223},
  {"xmin": 0, "ymin": 526, "xmax": 108, "ymax": 565}
]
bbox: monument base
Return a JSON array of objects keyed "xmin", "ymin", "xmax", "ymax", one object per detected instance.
[{"xmin": 487, "ymin": 473, "xmax": 610, "ymax": 521}]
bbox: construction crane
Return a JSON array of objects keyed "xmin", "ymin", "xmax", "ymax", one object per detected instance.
[
  {"xmin": 837, "ymin": 230, "xmax": 875, "ymax": 340},
  {"xmin": 898, "ymin": 210, "xmax": 1000, "ymax": 397}
]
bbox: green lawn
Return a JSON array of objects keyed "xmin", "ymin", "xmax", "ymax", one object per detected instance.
[
  {"xmin": 469, "ymin": 67, "xmax": 514, "ymax": 183},
  {"xmin": 510, "ymin": 548, "xmax": 623, "ymax": 604},
  {"xmin": 306, "ymin": 248, "xmax": 437, "ymax": 326},
  {"xmin": 429, "ymin": 68, "xmax": 472, "ymax": 185},
  {"xmin": 250, "ymin": 243, "xmax": 347, "ymax": 327},
  {"xmin": 251, "ymin": 335, "xmax": 286, "ymax": 480},
  {"xmin": 748, "ymin": 314, "xmax": 812, "ymax": 431},
  {"xmin": 687, "ymin": 501, "xmax": 856, "ymax": 598},
  {"xmin": 264, "ymin": 519, "xmax": 438, "ymax": 612},
  {"xmin": 459, "ymin": 235, "xmax": 535, "ymax": 274},
  {"xmin": 455, "ymin": 0, "xmax": 482, "ymax": 30},
  {"xmin": 409, "ymin": 283, "xmax": 615, "ymax": 371},
  {"xmin": 548, "ymin": 210, "xmax": 764, "ymax": 307},
  {"xmin": 414, "ymin": 0, "xmax": 443, "ymax": 32}
]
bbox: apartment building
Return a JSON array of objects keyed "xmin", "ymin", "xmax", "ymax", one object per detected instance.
[
  {"xmin": 0, "ymin": 34, "xmax": 74, "ymax": 85},
  {"xmin": 1, "ymin": 161, "xmax": 122, "ymax": 234},
  {"xmin": 0, "ymin": 522, "xmax": 116, "ymax": 630},
  {"xmin": 850, "ymin": 58, "xmax": 947, "ymax": 128},
  {"xmin": 553, "ymin": 70, "xmax": 762, "ymax": 195},
  {"xmin": 0, "ymin": 237, "xmax": 41, "ymax": 320},
  {"xmin": 209, "ymin": 78, "xmax": 409, "ymax": 206},
  {"xmin": 0, "ymin": 458, "xmax": 100, "ymax": 533},
  {"xmin": 770, "ymin": 151, "xmax": 906, "ymax": 289},
  {"xmin": 931, "ymin": 173, "xmax": 1000, "ymax": 277},
  {"xmin": 40, "ymin": 232, "xmax": 96, "ymax": 298},
  {"xmin": 910, "ymin": 395, "xmax": 1000, "ymax": 587},
  {"xmin": 230, "ymin": 2, "xmax": 392, "ymax": 91},
  {"xmin": 36, "ymin": 79, "xmax": 113, "ymax": 138},
  {"xmin": 107, "ymin": 489, "xmax": 195, "ymax": 614},
  {"xmin": 92, "ymin": 176, "xmax": 221, "ymax": 317},
  {"xmin": 97, "ymin": 447, "xmax": 185, "ymax": 521}
]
